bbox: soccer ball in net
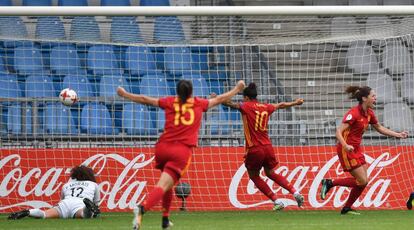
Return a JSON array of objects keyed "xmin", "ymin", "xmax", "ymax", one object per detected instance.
[{"xmin": 59, "ymin": 88, "xmax": 78, "ymax": 106}]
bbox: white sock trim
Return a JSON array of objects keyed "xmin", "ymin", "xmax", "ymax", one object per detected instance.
[{"xmin": 29, "ymin": 209, "xmax": 45, "ymax": 219}]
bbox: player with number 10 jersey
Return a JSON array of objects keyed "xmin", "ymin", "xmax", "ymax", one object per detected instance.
[{"xmin": 223, "ymin": 82, "xmax": 305, "ymax": 211}]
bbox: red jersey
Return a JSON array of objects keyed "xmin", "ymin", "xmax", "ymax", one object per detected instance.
[
  {"xmin": 340, "ymin": 104, "xmax": 378, "ymax": 147},
  {"xmin": 158, "ymin": 96, "xmax": 209, "ymax": 147},
  {"xmin": 239, "ymin": 100, "xmax": 276, "ymax": 148}
]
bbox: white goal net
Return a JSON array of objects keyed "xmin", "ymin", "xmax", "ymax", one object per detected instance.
[{"xmin": 1, "ymin": 6, "xmax": 414, "ymax": 212}]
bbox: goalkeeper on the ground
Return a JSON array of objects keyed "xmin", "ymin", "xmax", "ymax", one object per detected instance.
[{"xmin": 8, "ymin": 165, "xmax": 100, "ymax": 220}]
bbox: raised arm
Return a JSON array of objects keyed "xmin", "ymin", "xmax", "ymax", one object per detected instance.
[
  {"xmin": 208, "ymin": 80, "xmax": 245, "ymax": 109},
  {"xmin": 222, "ymin": 100, "xmax": 241, "ymax": 110},
  {"xmin": 117, "ymin": 86, "xmax": 159, "ymax": 107},
  {"xmin": 272, "ymin": 98, "xmax": 304, "ymax": 109},
  {"xmin": 372, "ymin": 123, "xmax": 409, "ymax": 139}
]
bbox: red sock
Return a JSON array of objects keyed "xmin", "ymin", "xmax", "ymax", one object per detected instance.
[
  {"xmin": 162, "ymin": 189, "xmax": 173, "ymax": 217},
  {"xmin": 267, "ymin": 172, "xmax": 296, "ymax": 194},
  {"xmin": 344, "ymin": 185, "xmax": 366, "ymax": 208},
  {"xmin": 333, "ymin": 177, "xmax": 358, "ymax": 188},
  {"xmin": 250, "ymin": 176, "xmax": 277, "ymax": 201},
  {"xmin": 142, "ymin": 186, "xmax": 164, "ymax": 211}
]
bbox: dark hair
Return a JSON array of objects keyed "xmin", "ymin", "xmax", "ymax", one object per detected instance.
[
  {"xmin": 345, "ymin": 86, "xmax": 372, "ymax": 104},
  {"xmin": 176, "ymin": 80, "xmax": 193, "ymax": 103},
  {"xmin": 243, "ymin": 82, "xmax": 258, "ymax": 99},
  {"xmin": 70, "ymin": 165, "xmax": 96, "ymax": 182}
]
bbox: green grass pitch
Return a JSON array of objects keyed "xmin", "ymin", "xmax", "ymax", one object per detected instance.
[{"xmin": 1, "ymin": 210, "xmax": 413, "ymax": 230}]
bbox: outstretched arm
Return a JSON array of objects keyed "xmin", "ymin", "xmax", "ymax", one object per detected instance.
[
  {"xmin": 222, "ymin": 100, "xmax": 241, "ymax": 110},
  {"xmin": 372, "ymin": 123, "xmax": 409, "ymax": 139},
  {"xmin": 272, "ymin": 98, "xmax": 304, "ymax": 109},
  {"xmin": 210, "ymin": 93, "xmax": 241, "ymax": 110},
  {"xmin": 117, "ymin": 86, "xmax": 159, "ymax": 107},
  {"xmin": 208, "ymin": 80, "xmax": 245, "ymax": 109}
]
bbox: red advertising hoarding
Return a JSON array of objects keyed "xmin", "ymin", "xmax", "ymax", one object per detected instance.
[{"xmin": 1, "ymin": 146, "xmax": 413, "ymax": 212}]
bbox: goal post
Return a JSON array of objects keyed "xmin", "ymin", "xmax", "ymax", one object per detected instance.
[{"xmin": 1, "ymin": 6, "xmax": 414, "ymax": 213}]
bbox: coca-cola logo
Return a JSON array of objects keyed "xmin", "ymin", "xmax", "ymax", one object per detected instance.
[
  {"xmin": 229, "ymin": 152, "xmax": 400, "ymax": 208},
  {"xmin": 0, "ymin": 153, "xmax": 154, "ymax": 211}
]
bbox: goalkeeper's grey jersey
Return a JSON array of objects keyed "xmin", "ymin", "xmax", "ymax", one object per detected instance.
[{"xmin": 61, "ymin": 179, "xmax": 100, "ymax": 205}]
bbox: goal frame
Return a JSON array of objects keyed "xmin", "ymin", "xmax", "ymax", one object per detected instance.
[{"xmin": 1, "ymin": 6, "xmax": 414, "ymax": 17}]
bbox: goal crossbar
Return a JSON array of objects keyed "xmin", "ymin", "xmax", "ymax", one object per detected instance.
[{"xmin": 2, "ymin": 6, "xmax": 414, "ymax": 16}]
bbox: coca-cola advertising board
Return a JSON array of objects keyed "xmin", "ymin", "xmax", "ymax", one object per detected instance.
[{"xmin": 1, "ymin": 146, "xmax": 413, "ymax": 212}]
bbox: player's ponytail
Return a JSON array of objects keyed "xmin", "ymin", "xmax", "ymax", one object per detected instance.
[
  {"xmin": 243, "ymin": 82, "xmax": 258, "ymax": 99},
  {"xmin": 345, "ymin": 86, "xmax": 371, "ymax": 103},
  {"xmin": 176, "ymin": 80, "xmax": 193, "ymax": 104},
  {"xmin": 70, "ymin": 165, "xmax": 97, "ymax": 182}
]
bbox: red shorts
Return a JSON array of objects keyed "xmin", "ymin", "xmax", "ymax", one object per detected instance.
[
  {"xmin": 244, "ymin": 144, "xmax": 279, "ymax": 171},
  {"xmin": 337, "ymin": 144, "xmax": 366, "ymax": 172},
  {"xmin": 155, "ymin": 141, "xmax": 192, "ymax": 182}
]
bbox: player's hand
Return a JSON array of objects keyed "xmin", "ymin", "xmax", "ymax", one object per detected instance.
[
  {"xmin": 295, "ymin": 98, "xmax": 304, "ymax": 105},
  {"xmin": 344, "ymin": 144, "xmax": 354, "ymax": 153},
  {"xmin": 209, "ymin": 92, "xmax": 217, "ymax": 98},
  {"xmin": 397, "ymin": 131, "xmax": 409, "ymax": 139},
  {"xmin": 236, "ymin": 80, "xmax": 246, "ymax": 91},
  {"xmin": 117, "ymin": 86, "xmax": 127, "ymax": 97}
]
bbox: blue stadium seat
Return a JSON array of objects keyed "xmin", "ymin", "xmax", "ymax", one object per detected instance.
[
  {"xmin": 153, "ymin": 16, "xmax": 185, "ymax": 43},
  {"xmin": 110, "ymin": 16, "xmax": 144, "ymax": 43},
  {"xmin": 191, "ymin": 47, "xmax": 212, "ymax": 71},
  {"xmin": 25, "ymin": 75, "xmax": 55, "ymax": 98},
  {"xmin": 62, "ymin": 74, "xmax": 94, "ymax": 98},
  {"xmin": 0, "ymin": 0, "xmax": 12, "ymax": 6},
  {"xmin": 208, "ymin": 106, "xmax": 230, "ymax": 135},
  {"xmin": 7, "ymin": 103, "xmax": 33, "ymax": 135},
  {"xmin": 140, "ymin": 0, "xmax": 170, "ymax": 6},
  {"xmin": 208, "ymin": 79, "xmax": 224, "ymax": 95},
  {"xmin": 164, "ymin": 47, "xmax": 193, "ymax": 76},
  {"xmin": 50, "ymin": 45, "xmax": 83, "ymax": 75},
  {"xmin": 152, "ymin": 108, "xmax": 165, "ymax": 132},
  {"xmin": 87, "ymin": 45, "xmax": 121, "ymax": 76},
  {"xmin": 0, "ymin": 74, "xmax": 22, "ymax": 100},
  {"xmin": 70, "ymin": 16, "xmax": 101, "ymax": 42},
  {"xmin": 139, "ymin": 73, "xmax": 170, "ymax": 97},
  {"xmin": 122, "ymin": 103, "xmax": 156, "ymax": 135},
  {"xmin": 181, "ymin": 74, "xmax": 209, "ymax": 97},
  {"xmin": 44, "ymin": 102, "xmax": 77, "ymax": 134},
  {"xmin": 23, "ymin": 0, "xmax": 52, "ymax": 6},
  {"xmin": 80, "ymin": 103, "xmax": 118, "ymax": 135},
  {"xmin": 14, "ymin": 45, "xmax": 45, "ymax": 75},
  {"xmin": 0, "ymin": 52, "xmax": 7, "ymax": 73},
  {"xmin": 139, "ymin": 73, "xmax": 170, "ymax": 131},
  {"xmin": 35, "ymin": 16, "xmax": 65, "ymax": 44},
  {"xmin": 101, "ymin": 0, "xmax": 131, "ymax": 6},
  {"xmin": 58, "ymin": 0, "xmax": 88, "ymax": 6},
  {"xmin": 0, "ymin": 17, "xmax": 29, "ymax": 48},
  {"xmin": 125, "ymin": 46, "xmax": 157, "ymax": 76},
  {"xmin": 99, "ymin": 74, "xmax": 130, "ymax": 98}
]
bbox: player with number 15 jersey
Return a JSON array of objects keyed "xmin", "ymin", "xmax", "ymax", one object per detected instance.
[{"xmin": 117, "ymin": 79, "xmax": 245, "ymax": 230}]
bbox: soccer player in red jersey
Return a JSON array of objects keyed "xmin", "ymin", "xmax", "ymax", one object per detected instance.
[
  {"xmin": 221, "ymin": 82, "xmax": 305, "ymax": 210},
  {"xmin": 117, "ymin": 79, "xmax": 245, "ymax": 230},
  {"xmin": 320, "ymin": 86, "xmax": 408, "ymax": 215}
]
